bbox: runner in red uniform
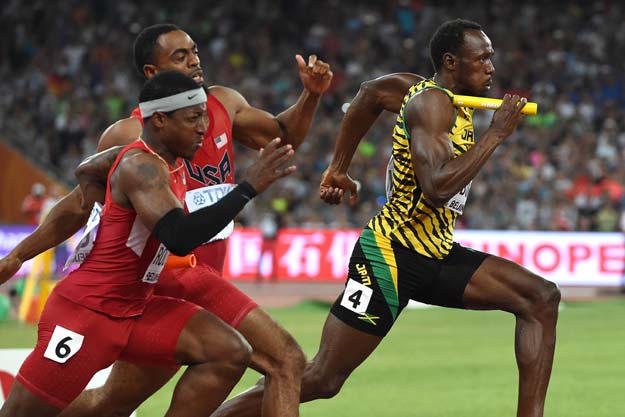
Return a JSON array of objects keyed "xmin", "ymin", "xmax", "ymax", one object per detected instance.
[
  {"xmin": 0, "ymin": 24, "xmax": 332, "ymax": 417},
  {"xmin": 0, "ymin": 71, "xmax": 296, "ymax": 417},
  {"xmin": 130, "ymin": 94, "xmax": 252, "ymax": 327}
]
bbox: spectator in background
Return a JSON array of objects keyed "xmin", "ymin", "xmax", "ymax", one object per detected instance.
[
  {"xmin": 21, "ymin": 182, "xmax": 46, "ymax": 225},
  {"xmin": 2, "ymin": 1, "xmax": 625, "ymax": 232}
]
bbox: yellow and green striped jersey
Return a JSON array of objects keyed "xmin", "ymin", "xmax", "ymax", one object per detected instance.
[{"xmin": 368, "ymin": 79, "xmax": 475, "ymax": 259}]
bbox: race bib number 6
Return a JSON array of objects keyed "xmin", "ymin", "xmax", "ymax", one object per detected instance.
[{"xmin": 43, "ymin": 325, "xmax": 85, "ymax": 364}]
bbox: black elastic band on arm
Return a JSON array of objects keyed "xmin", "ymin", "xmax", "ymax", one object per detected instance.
[{"xmin": 153, "ymin": 181, "xmax": 257, "ymax": 256}]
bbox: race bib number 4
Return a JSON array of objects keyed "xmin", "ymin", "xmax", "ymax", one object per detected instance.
[
  {"xmin": 340, "ymin": 279, "xmax": 373, "ymax": 314},
  {"xmin": 445, "ymin": 182, "xmax": 472, "ymax": 215},
  {"xmin": 43, "ymin": 325, "xmax": 85, "ymax": 364},
  {"xmin": 184, "ymin": 184, "xmax": 235, "ymax": 243}
]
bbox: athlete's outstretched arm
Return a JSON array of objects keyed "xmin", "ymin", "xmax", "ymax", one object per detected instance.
[
  {"xmin": 213, "ymin": 55, "xmax": 333, "ymax": 150},
  {"xmin": 320, "ymin": 73, "xmax": 424, "ymax": 206},
  {"xmin": 0, "ymin": 119, "xmax": 141, "ymax": 285},
  {"xmin": 405, "ymin": 90, "xmax": 526, "ymax": 207},
  {"xmin": 109, "ymin": 138, "xmax": 296, "ymax": 256},
  {"xmin": 0, "ymin": 188, "xmax": 86, "ymax": 285}
]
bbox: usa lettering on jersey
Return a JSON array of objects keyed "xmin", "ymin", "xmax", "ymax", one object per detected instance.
[{"xmin": 184, "ymin": 152, "xmax": 232, "ymax": 186}]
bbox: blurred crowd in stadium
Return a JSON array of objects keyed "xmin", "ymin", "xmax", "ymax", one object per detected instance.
[{"xmin": 2, "ymin": 0, "xmax": 625, "ymax": 233}]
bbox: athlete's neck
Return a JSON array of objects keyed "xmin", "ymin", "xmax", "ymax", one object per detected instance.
[
  {"xmin": 141, "ymin": 132, "xmax": 176, "ymax": 166},
  {"xmin": 432, "ymin": 73, "xmax": 458, "ymax": 94}
]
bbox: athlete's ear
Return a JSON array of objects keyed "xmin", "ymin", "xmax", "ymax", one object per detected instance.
[
  {"xmin": 152, "ymin": 112, "xmax": 167, "ymax": 129},
  {"xmin": 143, "ymin": 64, "xmax": 158, "ymax": 79},
  {"xmin": 442, "ymin": 52, "xmax": 457, "ymax": 71}
]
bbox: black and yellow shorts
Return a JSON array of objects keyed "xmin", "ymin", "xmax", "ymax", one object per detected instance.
[{"xmin": 331, "ymin": 228, "xmax": 489, "ymax": 337}]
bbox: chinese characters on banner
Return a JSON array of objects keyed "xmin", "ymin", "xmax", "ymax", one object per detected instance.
[{"xmin": 1, "ymin": 226, "xmax": 623, "ymax": 286}]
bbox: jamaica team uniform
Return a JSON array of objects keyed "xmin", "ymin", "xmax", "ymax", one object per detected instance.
[
  {"xmin": 331, "ymin": 79, "xmax": 489, "ymax": 336},
  {"xmin": 131, "ymin": 90, "xmax": 258, "ymax": 329}
]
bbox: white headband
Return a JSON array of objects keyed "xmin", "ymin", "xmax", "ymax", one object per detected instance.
[{"xmin": 139, "ymin": 87, "xmax": 207, "ymax": 117}]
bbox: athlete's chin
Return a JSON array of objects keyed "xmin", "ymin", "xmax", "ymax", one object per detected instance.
[
  {"xmin": 464, "ymin": 82, "xmax": 492, "ymax": 97},
  {"xmin": 192, "ymin": 74, "xmax": 204, "ymax": 86},
  {"xmin": 184, "ymin": 150, "xmax": 198, "ymax": 160},
  {"xmin": 471, "ymin": 85, "xmax": 490, "ymax": 96}
]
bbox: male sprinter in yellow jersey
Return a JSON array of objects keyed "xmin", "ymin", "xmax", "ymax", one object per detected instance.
[{"xmin": 213, "ymin": 19, "xmax": 560, "ymax": 417}]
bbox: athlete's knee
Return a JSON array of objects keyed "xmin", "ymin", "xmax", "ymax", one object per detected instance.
[
  {"xmin": 97, "ymin": 407, "xmax": 135, "ymax": 417},
  {"xmin": 281, "ymin": 334, "xmax": 307, "ymax": 375},
  {"xmin": 62, "ymin": 388, "xmax": 133, "ymax": 417},
  {"xmin": 521, "ymin": 276, "xmax": 561, "ymax": 320},
  {"xmin": 187, "ymin": 328, "xmax": 252, "ymax": 371},
  {"xmin": 213, "ymin": 331, "xmax": 253, "ymax": 370},
  {"xmin": 303, "ymin": 363, "xmax": 348, "ymax": 400},
  {"xmin": 230, "ymin": 334, "xmax": 253, "ymax": 369},
  {"xmin": 265, "ymin": 332, "xmax": 306, "ymax": 379},
  {"xmin": 537, "ymin": 279, "xmax": 560, "ymax": 314},
  {"xmin": 91, "ymin": 389, "xmax": 136, "ymax": 417}
]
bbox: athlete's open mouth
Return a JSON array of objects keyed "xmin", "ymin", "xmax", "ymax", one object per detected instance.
[{"xmin": 190, "ymin": 70, "xmax": 204, "ymax": 85}]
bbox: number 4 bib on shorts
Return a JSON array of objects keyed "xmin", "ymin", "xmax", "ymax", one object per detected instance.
[{"xmin": 340, "ymin": 279, "xmax": 373, "ymax": 314}]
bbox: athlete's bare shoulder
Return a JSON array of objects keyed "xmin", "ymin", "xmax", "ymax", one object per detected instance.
[
  {"xmin": 404, "ymin": 87, "xmax": 455, "ymax": 133},
  {"xmin": 97, "ymin": 117, "xmax": 143, "ymax": 152},
  {"xmin": 206, "ymin": 85, "xmax": 247, "ymax": 119},
  {"xmin": 109, "ymin": 149, "xmax": 170, "ymax": 208},
  {"xmin": 206, "ymin": 85, "xmax": 238, "ymax": 99},
  {"xmin": 372, "ymin": 72, "xmax": 424, "ymax": 87},
  {"xmin": 362, "ymin": 73, "xmax": 426, "ymax": 114}
]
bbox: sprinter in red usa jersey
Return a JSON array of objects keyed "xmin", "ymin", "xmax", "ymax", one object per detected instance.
[
  {"xmin": 0, "ymin": 71, "xmax": 296, "ymax": 417},
  {"xmin": 0, "ymin": 23, "xmax": 332, "ymax": 417}
]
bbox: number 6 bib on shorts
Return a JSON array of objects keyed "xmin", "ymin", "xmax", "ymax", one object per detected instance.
[
  {"xmin": 43, "ymin": 325, "xmax": 85, "ymax": 364},
  {"xmin": 15, "ymin": 292, "xmax": 134, "ymax": 408}
]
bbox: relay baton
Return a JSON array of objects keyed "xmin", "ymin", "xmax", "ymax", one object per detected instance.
[
  {"xmin": 164, "ymin": 254, "xmax": 197, "ymax": 269},
  {"xmin": 452, "ymin": 95, "xmax": 537, "ymax": 115}
]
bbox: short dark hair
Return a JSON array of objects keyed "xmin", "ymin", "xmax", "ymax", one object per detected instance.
[
  {"xmin": 429, "ymin": 19, "xmax": 482, "ymax": 71},
  {"xmin": 139, "ymin": 70, "xmax": 199, "ymax": 118},
  {"xmin": 133, "ymin": 24, "xmax": 181, "ymax": 77}
]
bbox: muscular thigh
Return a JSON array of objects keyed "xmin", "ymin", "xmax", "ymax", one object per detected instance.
[
  {"xmin": 123, "ymin": 295, "xmax": 247, "ymax": 367},
  {"xmin": 420, "ymin": 243, "xmax": 490, "ymax": 308},
  {"xmin": 119, "ymin": 296, "xmax": 201, "ymax": 368},
  {"xmin": 462, "ymin": 254, "xmax": 551, "ymax": 312},
  {"xmin": 156, "ymin": 265, "xmax": 257, "ymax": 328},
  {"xmin": 18, "ymin": 291, "xmax": 132, "ymax": 409}
]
